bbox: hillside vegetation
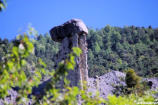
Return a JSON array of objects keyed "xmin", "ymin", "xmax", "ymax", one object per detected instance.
[
  {"xmin": 0, "ymin": 26, "xmax": 158, "ymax": 104},
  {"xmin": 1, "ymin": 25, "xmax": 158, "ymax": 78},
  {"xmin": 87, "ymin": 25, "xmax": 158, "ymax": 77}
]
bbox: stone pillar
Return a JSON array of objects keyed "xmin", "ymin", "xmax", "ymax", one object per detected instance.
[{"xmin": 49, "ymin": 19, "xmax": 88, "ymax": 88}]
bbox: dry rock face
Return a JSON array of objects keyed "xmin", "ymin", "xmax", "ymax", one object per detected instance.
[
  {"xmin": 143, "ymin": 78, "xmax": 158, "ymax": 90},
  {"xmin": 88, "ymin": 71, "xmax": 126, "ymax": 99},
  {"xmin": 50, "ymin": 19, "xmax": 88, "ymax": 88}
]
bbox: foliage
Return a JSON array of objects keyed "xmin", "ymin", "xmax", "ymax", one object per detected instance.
[
  {"xmin": 124, "ymin": 69, "xmax": 153, "ymax": 96},
  {"xmin": 0, "ymin": 33, "xmax": 154, "ymax": 105},
  {"xmin": 1, "ymin": 2, "xmax": 157, "ymax": 104},
  {"xmin": 106, "ymin": 91, "xmax": 156, "ymax": 105},
  {"xmin": 125, "ymin": 69, "xmax": 141, "ymax": 88},
  {"xmin": 32, "ymin": 34, "xmax": 59, "ymax": 71},
  {"xmin": 0, "ymin": 32, "xmax": 105, "ymax": 104},
  {"xmin": 87, "ymin": 26, "xmax": 158, "ymax": 77},
  {"xmin": 0, "ymin": 0, "xmax": 6, "ymax": 11},
  {"xmin": 33, "ymin": 46, "xmax": 105, "ymax": 105},
  {"xmin": 113, "ymin": 69, "xmax": 153, "ymax": 97},
  {"xmin": 0, "ymin": 35, "xmax": 48, "ymax": 104},
  {"xmin": 1, "ymin": 25, "xmax": 158, "ymax": 78}
]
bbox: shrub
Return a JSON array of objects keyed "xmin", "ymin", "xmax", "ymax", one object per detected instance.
[
  {"xmin": 125, "ymin": 69, "xmax": 141, "ymax": 88},
  {"xmin": 106, "ymin": 91, "xmax": 155, "ymax": 105}
]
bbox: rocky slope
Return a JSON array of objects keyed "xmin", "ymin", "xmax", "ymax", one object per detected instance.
[
  {"xmin": 88, "ymin": 71, "xmax": 126, "ymax": 99},
  {"xmin": 88, "ymin": 71, "xmax": 158, "ymax": 99}
]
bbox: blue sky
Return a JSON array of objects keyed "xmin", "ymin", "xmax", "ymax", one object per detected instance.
[{"xmin": 0, "ymin": 0, "xmax": 158, "ymax": 39}]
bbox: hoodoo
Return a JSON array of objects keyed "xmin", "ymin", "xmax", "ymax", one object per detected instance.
[{"xmin": 50, "ymin": 19, "xmax": 88, "ymax": 88}]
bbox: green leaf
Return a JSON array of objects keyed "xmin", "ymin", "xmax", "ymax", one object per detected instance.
[{"xmin": 72, "ymin": 47, "xmax": 82, "ymax": 56}]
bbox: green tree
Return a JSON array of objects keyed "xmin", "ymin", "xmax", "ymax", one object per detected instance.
[
  {"xmin": 125, "ymin": 69, "xmax": 141, "ymax": 88},
  {"xmin": 93, "ymin": 42, "xmax": 101, "ymax": 54}
]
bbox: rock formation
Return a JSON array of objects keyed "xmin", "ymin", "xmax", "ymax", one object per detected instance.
[
  {"xmin": 88, "ymin": 71, "xmax": 126, "ymax": 99},
  {"xmin": 50, "ymin": 19, "xmax": 88, "ymax": 88}
]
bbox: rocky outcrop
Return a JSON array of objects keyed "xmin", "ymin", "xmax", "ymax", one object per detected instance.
[
  {"xmin": 88, "ymin": 71, "xmax": 158, "ymax": 99},
  {"xmin": 50, "ymin": 19, "xmax": 88, "ymax": 42},
  {"xmin": 50, "ymin": 19, "xmax": 88, "ymax": 88},
  {"xmin": 143, "ymin": 77, "xmax": 158, "ymax": 90},
  {"xmin": 88, "ymin": 71, "xmax": 126, "ymax": 99}
]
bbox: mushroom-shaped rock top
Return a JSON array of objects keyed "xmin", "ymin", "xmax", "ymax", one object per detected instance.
[{"xmin": 50, "ymin": 19, "xmax": 88, "ymax": 42}]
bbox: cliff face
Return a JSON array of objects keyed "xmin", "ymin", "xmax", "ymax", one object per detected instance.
[{"xmin": 50, "ymin": 19, "xmax": 88, "ymax": 88}]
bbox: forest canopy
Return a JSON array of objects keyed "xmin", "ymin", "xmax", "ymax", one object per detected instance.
[{"xmin": 0, "ymin": 25, "xmax": 158, "ymax": 77}]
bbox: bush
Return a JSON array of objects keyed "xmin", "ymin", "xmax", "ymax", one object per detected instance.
[
  {"xmin": 106, "ymin": 91, "xmax": 155, "ymax": 105},
  {"xmin": 125, "ymin": 69, "xmax": 141, "ymax": 88}
]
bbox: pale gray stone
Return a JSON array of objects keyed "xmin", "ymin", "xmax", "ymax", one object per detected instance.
[{"xmin": 50, "ymin": 18, "xmax": 88, "ymax": 88}]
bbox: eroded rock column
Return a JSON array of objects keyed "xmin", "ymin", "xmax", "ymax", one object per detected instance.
[{"xmin": 49, "ymin": 19, "xmax": 88, "ymax": 88}]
